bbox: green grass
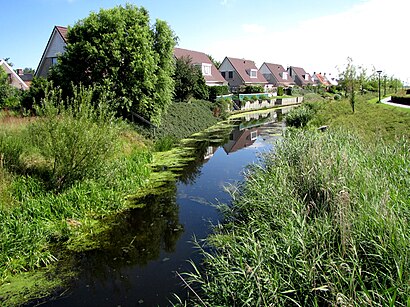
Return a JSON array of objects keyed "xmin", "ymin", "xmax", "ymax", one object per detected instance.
[
  {"xmin": 0, "ymin": 96, "xmax": 154, "ymax": 306},
  {"xmin": 186, "ymin": 129, "xmax": 410, "ymax": 306},
  {"xmin": 309, "ymin": 94, "xmax": 410, "ymax": 141}
]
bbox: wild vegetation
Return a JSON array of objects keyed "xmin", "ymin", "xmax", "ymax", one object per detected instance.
[
  {"xmin": 0, "ymin": 87, "xmax": 154, "ymax": 305},
  {"xmin": 187, "ymin": 128, "xmax": 409, "ymax": 306},
  {"xmin": 184, "ymin": 93, "xmax": 410, "ymax": 306}
]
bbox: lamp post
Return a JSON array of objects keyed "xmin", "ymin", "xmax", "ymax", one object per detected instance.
[{"xmin": 377, "ymin": 70, "xmax": 382, "ymax": 103}]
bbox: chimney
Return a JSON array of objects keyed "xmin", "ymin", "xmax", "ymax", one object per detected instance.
[{"xmin": 17, "ymin": 68, "xmax": 23, "ymax": 75}]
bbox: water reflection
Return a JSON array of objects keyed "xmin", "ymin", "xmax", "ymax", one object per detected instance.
[{"xmin": 40, "ymin": 107, "xmax": 291, "ymax": 306}]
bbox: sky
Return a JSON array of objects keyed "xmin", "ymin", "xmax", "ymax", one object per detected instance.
[{"xmin": 1, "ymin": 0, "xmax": 409, "ymax": 83}]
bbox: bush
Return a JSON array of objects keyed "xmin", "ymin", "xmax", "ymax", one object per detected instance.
[
  {"xmin": 285, "ymin": 105, "xmax": 314, "ymax": 128},
  {"xmin": 277, "ymin": 86, "xmax": 284, "ymax": 96},
  {"xmin": 29, "ymin": 86, "xmax": 119, "ymax": 191},
  {"xmin": 334, "ymin": 94, "xmax": 342, "ymax": 100},
  {"xmin": 208, "ymin": 85, "xmax": 230, "ymax": 102},
  {"xmin": 146, "ymin": 100, "xmax": 218, "ymax": 140},
  {"xmin": 21, "ymin": 77, "xmax": 50, "ymax": 112},
  {"xmin": 391, "ymin": 95, "xmax": 410, "ymax": 106},
  {"xmin": 243, "ymin": 85, "xmax": 264, "ymax": 94}
]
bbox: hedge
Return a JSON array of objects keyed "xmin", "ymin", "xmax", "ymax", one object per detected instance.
[{"xmin": 391, "ymin": 95, "xmax": 410, "ymax": 106}]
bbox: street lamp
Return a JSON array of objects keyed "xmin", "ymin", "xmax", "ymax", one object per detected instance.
[{"xmin": 376, "ymin": 70, "xmax": 382, "ymax": 103}]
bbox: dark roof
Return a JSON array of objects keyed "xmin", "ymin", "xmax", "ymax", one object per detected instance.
[
  {"xmin": 20, "ymin": 74, "xmax": 33, "ymax": 82},
  {"xmin": 226, "ymin": 57, "xmax": 267, "ymax": 84},
  {"xmin": 55, "ymin": 26, "xmax": 68, "ymax": 42},
  {"xmin": 262, "ymin": 62, "xmax": 295, "ymax": 86},
  {"xmin": 289, "ymin": 66, "xmax": 313, "ymax": 85},
  {"xmin": 174, "ymin": 47, "xmax": 226, "ymax": 84}
]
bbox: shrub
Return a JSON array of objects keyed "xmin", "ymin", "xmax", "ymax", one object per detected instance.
[
  {"xmin": 391, "ymin": 95, "xmax": 410, "ymax": 106},
  {"xmin": 334, "ymin": 94, "xmax": 342, "ymax": 100},
  {"xmin": 29, "ymin": 85, "xmax": 119, "ymax": 191},
  {"xmin": 285, "ymin": 105, "xmax": 314, "ymax": 128},
  {"xmin": 243, "ymin": 85, "xmax": 264, "ymax": 94},
  {"xmin": 277, "ymin": 86, "xmax": 284, "ymax": 96},
  {"xmin": 147, "ymin": 100, "xmax": 218, "ymax": 140},
  {"xmin": 21, "ymin": 77, "xmax": 50, "ymax": 112},
  {"xmin": 208, "ymin": 85, "xmax": 230, "ymax": 102}
]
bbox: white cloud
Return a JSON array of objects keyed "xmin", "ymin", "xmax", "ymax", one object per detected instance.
[{"xmin": 207, "ymin": 0, "xmax": 410, "ymax": 81}]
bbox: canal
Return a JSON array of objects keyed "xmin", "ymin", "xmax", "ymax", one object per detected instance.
[{"xmin": 41, "ymin": 107, "xmax": 292, "ymax": 306}]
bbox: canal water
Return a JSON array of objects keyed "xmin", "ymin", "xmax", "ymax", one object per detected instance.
[{"xmin": 40, "ymin": 107, "xmax": 291, "ymax": 306}]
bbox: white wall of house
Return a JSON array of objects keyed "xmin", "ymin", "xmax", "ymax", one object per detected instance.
[
  {"xmin": 0, "ymin": 60, "xmax": 29, "ymax": 90},
  {"xmin": 45, "ymin": 31, "xmax": 66, "ymax": 58},
  {"xmin": 36, "ymin": 29, "xmax": 67, "ymax": 78},
  {"xmin": 219, "ymin": 59, "xmax": 243, "ymax": 88}
]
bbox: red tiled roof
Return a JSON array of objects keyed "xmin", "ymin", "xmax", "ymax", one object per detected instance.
[
  {"xmin": 263, "ymin": 62, "xmax": 295, "ymax": 86},
  {"xmin": 314, "ymin": 73, "xmax": 331, "ymax": 86},
  {"xmin": 174, "ymin": 47, "xmax": 226, "ymax": 84},
  {"xmin": 290, "ymin": 66, "xmax": 313, "ymax": 85},
  {"xmin": 55, "ymin": 26, "xmax": 68, "ymax": 43},
  {"xmin": 226, "ymin": 57, "xmax": 267, "ymax": 84}
]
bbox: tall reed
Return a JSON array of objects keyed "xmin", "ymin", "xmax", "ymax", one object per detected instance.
[{"xmin": 186, "ymin": 129, "xmax": 410, "ymax": 306}]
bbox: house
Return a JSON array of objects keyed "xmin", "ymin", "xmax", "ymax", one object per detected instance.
[
  {"xmin": 0, "ymin": 59, "xmax": 29, "ymax": 90},
  {"xmin": 35, "ymin": 26, "xmax": 68, "ymax": 78},
  {"xmin": 173, "ymin": 47, "xmax": 227, "ymax": 86},
  {"xmin": 325, "ymin": 73, "xmax": 338, "ymax": 86},
  {"xmin": 287, "ymin": 66, "xmax": 313, "ymax": 87},
  {"xmin": 259, "ymin": 62, "xmax": 295, "ymax": 87},
  {"xmin": 15, "ymin": 68, "xmax": 33, "ymax": 87},
  {"xmin": 312, "ymin": 72, "xmax": 331, "ymax": 87},
  {"xmin": 219, "ymin": 57, "xmax": 267, "ymax": 91},
  {"xmin": 223, "ymin": 126, "xmax": 260, "ymax": 154}
]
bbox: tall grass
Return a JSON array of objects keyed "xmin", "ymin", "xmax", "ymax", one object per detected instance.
[
  {"xmin": 186, "ymin": 129, "xmax": 410, "ymax": 306},
  {"xmin": 0, "ymin": 87, "xmax": 153, "ymax": 284}
]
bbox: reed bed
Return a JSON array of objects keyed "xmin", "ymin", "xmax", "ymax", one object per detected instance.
[{"xmin": 186, "ymin": 128, "xmax": 410, "ymax": 306}]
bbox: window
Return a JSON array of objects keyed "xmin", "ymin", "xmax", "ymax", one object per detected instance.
[
  {"xmin": 51, "ymin": 57, "xmax": 58, "ymax": 66},
  {"xmin": 250, "ymin": 131, "xmax": 257, "ymax": 140},
  {"xmin": 250, "ymin": 69, "xmax": 257, "ymax": 78},
  {"xmin": 202, "ymin": 63, "xmax": 212, "ymax": 76},
  {"xmin": 7, "ymin": 73, "xmax": 12, "ymax": 84},
  {"xmin": 281, "ymin": 72, "xmax": 288, "ymax": 80},
  {"xmin": 221, "ymin": 71, "xmax": 226, "ymax": 78},
  {"xmin": 228, "ymin": 71, "xmax": 233, "ymax": 79}
]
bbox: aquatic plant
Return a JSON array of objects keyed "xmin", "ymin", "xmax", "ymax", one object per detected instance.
[{"xmin": 186, "ymin": 129, "xmax": 410, "ymax": 306}]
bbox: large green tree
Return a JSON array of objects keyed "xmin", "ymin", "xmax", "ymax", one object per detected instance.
[
  {"xmin": 173, "ymin": 56, "xmax": 209, "ymax": 101},
  {"xmin": 50, "ymin": 4, "xmax": 176, "ymax": 125}
]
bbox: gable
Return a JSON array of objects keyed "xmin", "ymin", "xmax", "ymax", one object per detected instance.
[
  {"xmin": 0, "ymin": 60, "xmax": 29, "ymax": 90},
  {"xmin": 45, "ymin": 30, "xmax": 66, "ymax": 58}
]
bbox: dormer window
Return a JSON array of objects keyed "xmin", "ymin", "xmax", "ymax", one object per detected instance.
[
  {"xmin": 250, "ymin": 69, "xmax": 257, "ymax": 78},
  {"xmin": 202, "ymin": 63, "xmax": 212, "ymax": 76},
  {"xmin": 303, "ymin": 74, "xmax": 309, "ymax": 81},
  {"xmin": 281, "ymin": 72, "xmax": 288, "ymax": 80}
]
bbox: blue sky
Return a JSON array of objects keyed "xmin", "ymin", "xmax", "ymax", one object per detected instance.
[{"xmin": 1, "ymin": 0, "xmax": 409, "ymax": 82}]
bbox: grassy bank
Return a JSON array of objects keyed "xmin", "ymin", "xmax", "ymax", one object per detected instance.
[
  {"xmin": 134, "ymin": 100, "xmax": 218, "ymax": 151},
  {"xmin": 188, "ymin": 129, "xmax": 409, "ymax": 305},
  {"xmin": 0, "ymin": 91, "xmax": 223, "ymax": 305},
  {"xmin": 0, "ymin": 93, "xmax": 154, "ymax": 305},
  {"xmin": 309, "ymin": 94, "xmax": 410, "ymax": 141}
]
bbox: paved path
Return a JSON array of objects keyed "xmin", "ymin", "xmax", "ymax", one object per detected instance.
[{"xmin": 381, "ymin": 96, "xmax": 410, "ymax": 109}]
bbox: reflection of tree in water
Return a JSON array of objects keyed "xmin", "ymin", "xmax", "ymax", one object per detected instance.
[{"xmin": 72, "ymin": 182, "xmax": 183, "ymax": 282}]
